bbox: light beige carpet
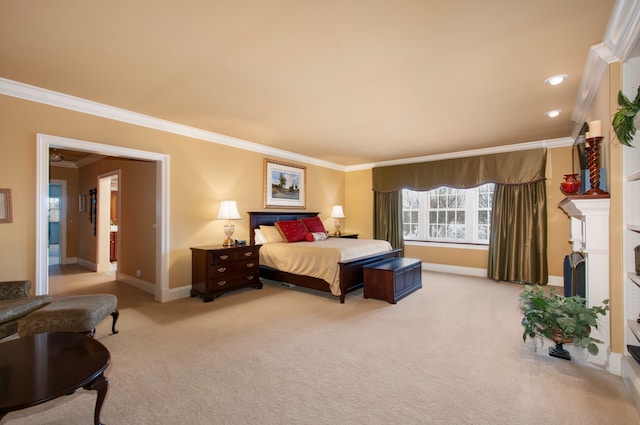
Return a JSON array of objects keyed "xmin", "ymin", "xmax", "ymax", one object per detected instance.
[{"xmin": 3, "ymin": 265, "xmax": 639, "ymax": 425}]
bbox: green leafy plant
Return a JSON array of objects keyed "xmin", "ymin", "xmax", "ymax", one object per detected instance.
[
  {"xmin": 519, "ymin": 285, "xmax": 609, "ymax": 356},
  {"xmin": 612, "ymin": 87, "xmax": 640, "ymax": 147}
]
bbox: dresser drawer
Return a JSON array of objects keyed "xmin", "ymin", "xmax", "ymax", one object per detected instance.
[
  {"xmin": 209, "ymin": 247, "xmax": 258, "ymax": 264},
  {"xmin": 209, "ymin": 259, "xmax": 259, "ymax": 276},
  {"xmin": 208, "ymin": 270, "xmax": 260, "ymax": 291}
]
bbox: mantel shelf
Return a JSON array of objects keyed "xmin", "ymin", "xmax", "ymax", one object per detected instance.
[
  {"xmin": 628, "ymin": 169, "xmax": 640, "ymax": 182},
  {"xmin": 559, "ymin": 196, "xmax": 611, "ymax": 218}
]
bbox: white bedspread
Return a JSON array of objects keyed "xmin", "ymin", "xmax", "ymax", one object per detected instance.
[{"xmin": 259, "ymin": 238, "xmax": 393, "ymax": 296}]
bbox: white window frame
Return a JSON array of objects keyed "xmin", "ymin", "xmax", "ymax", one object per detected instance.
[{"xmin": 402, "ymin": 184, "xmax": 494, "ymax": 245}]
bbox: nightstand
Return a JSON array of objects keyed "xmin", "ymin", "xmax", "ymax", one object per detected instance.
[
  {"xmin": 190, "ymin": 245, "xmax": 262, "ymax": 302},
  {"xmin": 329, "ymin": 232, "xmax": 359, "ymax": 239}
]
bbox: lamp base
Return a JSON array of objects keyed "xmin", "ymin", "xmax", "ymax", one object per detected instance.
[
  {"xmin": 223, "ymin": 223, "xmax": 235, "ymax": 247},
  {"xmin": 333, "ymin": 219, "xmax": 342, "ymax": 236}
]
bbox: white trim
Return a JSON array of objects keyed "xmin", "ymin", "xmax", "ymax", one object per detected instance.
[
  {"xmin": 405, "ymin": 240, "xmax": 489, "ymax": 251},
  {"xmin": 346, "ymin": 138, "xmax": 572, "ymax": 172},
  {"xmin": 570, "ymin": 0, "xmax": 640, "ymax": 140},
  {"xmin": 547, "ymin": 275, "xmax": 564, "ymax": 287},
  {"xmin": 422, "ymin": 262, "xmax": 487, "ymax": 278},
  {"xmin": 1, "ymin": 77, "xmax": 571, "ymax": 174},
  {"xmin": 36, "ymin": 134, "xmax": 171, "ymax": 303},
  {"xmin": 0, "ymin": 78, "xmax": 343, "ymax": 172},
  {"xmin": 610, "ymin": 352, "xmax": 623, "ymax": 376},
  {"xmin": 605, "ymin": 0, "xmax": 640, "ymax": 62}
]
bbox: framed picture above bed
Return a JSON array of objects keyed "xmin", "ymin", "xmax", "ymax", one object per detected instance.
[{"xmin": 264, "ymin": 159, "xmax": 306, "ymax": 209}]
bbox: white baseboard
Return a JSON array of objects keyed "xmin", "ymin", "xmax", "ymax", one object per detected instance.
[
  {"xmin": 117, "ymin": 272, "xmax": 192, "ymax": 302},
  {"xmin": 548, "ymin": 275, "xmax": 563, "ymax": 286},
  {"xmin": 422, "ymin": 263, "xmax": 487, "ymax": 277},
  {"xmin": 422, "ymin": 263, "xmax": 563, "ymax": 287},
  {"xmin": 117, "ymin": 272, "xmax": 155, "ymax": 295},
  {"xmin": 609, "ymin": 352, "xmax": 622, "ymax": 376},
  {"xmin": 161, "ymin": 285, "xmax": 192, "ymax": 302}
]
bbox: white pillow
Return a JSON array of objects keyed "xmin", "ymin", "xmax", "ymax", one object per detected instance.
[
  {"xmin": 254, "ymin": 228, "xmax": 267, "ymax": 245},
  {"xmin": 311, "ymin": 232, "xmax": 328, "ymax": 241},
  {"xmin": 259, "ymin": 225, "xmax": 285, "ymax": 243}
]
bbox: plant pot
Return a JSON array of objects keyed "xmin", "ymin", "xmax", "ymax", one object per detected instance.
[{"xmin": 550, "ymin": 328, "xmax": 573, "ymax": 344}]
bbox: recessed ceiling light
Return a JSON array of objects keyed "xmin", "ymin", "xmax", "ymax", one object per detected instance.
[
  {"xmin": 544, "ymin": 74, "xmax": 568, "ymax": 86},
  {"xmin": 545, "ymin": 110, "xmax": 561, "ymax": 118}
]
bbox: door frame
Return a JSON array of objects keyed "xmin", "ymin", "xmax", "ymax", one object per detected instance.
[
  {"xmin": 48, "ymin": 179, "xmax": 67, "ymax": 265},
  {"xmin": 36, "ymin": 134, "xmax": 170, "ymax": 302}
]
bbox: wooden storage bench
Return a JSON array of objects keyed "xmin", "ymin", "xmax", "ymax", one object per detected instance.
[{"xmin": 363, "ymin": 257, "xmax": 422, "ymax": 304}]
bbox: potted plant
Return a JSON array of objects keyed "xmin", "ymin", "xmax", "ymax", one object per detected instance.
[
  {"xmin": 519, "ymin": 285, "xmax": 609, "ymax": 360},
  {"xmin": 612, "ymin": 86, "xmax": 640, "ymax": 147}
]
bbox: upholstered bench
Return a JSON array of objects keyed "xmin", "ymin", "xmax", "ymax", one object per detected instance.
[{"xmin": 17, "ymin": 294, "xmax": 119, "ymax": 337}]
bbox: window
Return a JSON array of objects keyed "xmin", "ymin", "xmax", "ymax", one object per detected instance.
[{"xmin": 402, "ymin": 183, "xmax": 495, "ymax": 244}]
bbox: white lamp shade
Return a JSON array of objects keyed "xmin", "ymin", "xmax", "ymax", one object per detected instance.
[
  {"xmin": 217, "ymin": 200, "xmax": 241, "ymax": 220},
  {"xmin": 330, "ymin": 205, "xmax": 345, "ymax": 219}
]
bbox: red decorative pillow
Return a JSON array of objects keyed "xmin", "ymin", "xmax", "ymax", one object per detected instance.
[
  {"xmin": 300, "ymin": 216, "xmax": 327, "ymax": 234},
  {"xmin": 275, "ymin": 220, "xmax": 309, "ymax": 243}
]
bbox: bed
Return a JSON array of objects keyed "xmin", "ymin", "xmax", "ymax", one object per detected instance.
[{"xmin": 248, "ymin": 211, "xmax": 401, "ymax": 303}]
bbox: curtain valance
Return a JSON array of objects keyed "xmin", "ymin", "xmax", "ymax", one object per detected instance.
[{"xmin": 372, "ymin": 148, "xmax": 547, "ymax": 192}]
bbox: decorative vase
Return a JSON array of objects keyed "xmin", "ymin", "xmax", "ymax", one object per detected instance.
[{"xmin": 560, "ymin": 173, "xmax": 580, "ymax": 195}]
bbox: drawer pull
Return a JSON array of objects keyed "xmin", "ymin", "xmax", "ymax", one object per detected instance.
[
  {"xmin": 244, "ymin": 252, "xmax": 253, "ymax": 257},
  {"xmin": 219, "ymin": 255, "xmax": 229, "ymax": 260},
  {"xmin": 246, "ymin": 263, "xmax": 255, "ymax": 268},
  {"xmin": 247, "ymin": 275, "xmax": 254, "ymax": 280},
  {"xmin": 217, "ymin": 280, "xmax": 227, "ymax": 286},
  {"xmin": 217, "ymin": 267, "xmax": 227, "ymax": 272}
]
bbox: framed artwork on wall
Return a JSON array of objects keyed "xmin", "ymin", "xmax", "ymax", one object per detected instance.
[
  {"xmin": 0, "ymin": 188, "xmax": 12, "ymax": 223},
  {"xmin": 264, "ymin": 159, "xmax": 306, "ymax": 209}
]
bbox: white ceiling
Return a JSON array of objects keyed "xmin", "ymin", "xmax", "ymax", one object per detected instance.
[{"xmin": 0, "ymin": 1, "xmax": 623, "ymax": 166}]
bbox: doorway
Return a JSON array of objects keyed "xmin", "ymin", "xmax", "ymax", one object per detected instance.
[
  {"xmin": 48, "ymin": 183, "xmax": 61, "ymax": 265},
  {"xmin": 97, "ymin": 172, "xmax": 119, "ymax": 274},
  {"xmin": 48, "ymin": 180, "xmax": 67, "ymax": 266},
  {"xmin": 36, "ymin": 134, "xmax": 170, "ymax": 302}
]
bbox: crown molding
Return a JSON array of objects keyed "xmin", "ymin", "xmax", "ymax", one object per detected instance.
[
  {"xmin": 0, "ymin": 77, "xmax": 345, "ymax": 171},
  {"xmin": 570, "ymin": 0, "xmax": 640, "ymax": 140},
  {"xmin": 345, "ymin": 137, "xmax": 572, "ymax": 171}
]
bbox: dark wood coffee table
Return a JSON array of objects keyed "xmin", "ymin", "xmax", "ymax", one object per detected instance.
[{"xmin": 0, "ymin": 332, "xmax": 111, "ymax": 425}]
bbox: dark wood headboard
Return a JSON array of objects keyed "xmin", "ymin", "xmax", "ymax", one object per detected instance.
[{"xmin": 248, "ymin": 211, "xmax": 319, "ymax": 245}]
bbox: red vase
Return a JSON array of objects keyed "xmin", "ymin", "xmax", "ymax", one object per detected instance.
[{"xmin": 560, "ymin": 173, "xmax": 580, "ymax": 195}]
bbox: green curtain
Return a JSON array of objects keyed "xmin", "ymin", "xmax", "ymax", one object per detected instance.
[
  {"xmin": 374, "ymin": 191, "xmax": 403, "ymax": 251},
  {"xmin": 372, "ymin": 148, "xmax": 547, "ymax": 192},
  {"xmin": 488, "ymin": 181, "xmax": 548, "ymax": 284}
]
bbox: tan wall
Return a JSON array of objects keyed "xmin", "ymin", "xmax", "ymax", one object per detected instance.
[
  {"xmin": 0, "ymin": 95, "xmax": 344, "ymax": 291},
  {"xmin": 345, "ymin": 169, "xmax": 373, "ymax": 239},
  {"xmin": 606, "ymin": 62, "xmax": 623, "ymax": 354},
  {"xmin": 547, "ymin": 146, "xmax": 574, "ymax": 278},
  {"xmin": 346, "ymin": 148, "xmax": 573, "ymax": 278}
]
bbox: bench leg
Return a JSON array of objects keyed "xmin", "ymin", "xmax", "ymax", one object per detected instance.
[{"xmin": 111, "ymin": 310, "xmax": 119, "ymax": 334}]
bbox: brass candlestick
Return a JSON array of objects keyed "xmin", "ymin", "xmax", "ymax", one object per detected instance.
[{"xmin": 583, "ymin": 137, "xmax": 607, "ymax": 195}]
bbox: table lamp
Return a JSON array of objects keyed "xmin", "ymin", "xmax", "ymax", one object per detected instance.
[
  {"xmin": 330, "ymin": 205, "xmax": 345, "ymax": 236},
  {"xmin": 217, "ymin": 200, "xmax": 241, "ymax": 246}
]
